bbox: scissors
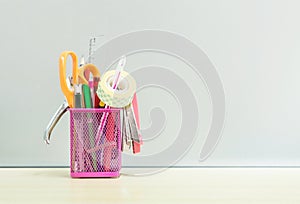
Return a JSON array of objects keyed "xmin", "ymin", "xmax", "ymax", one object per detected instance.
[
  {"xmin": 44, "ymin": 51, "xmax": 101, "ymax": 144},
  {"xmin": 59, "ymin": 51, "xmax": 100, "ymax": 108}
]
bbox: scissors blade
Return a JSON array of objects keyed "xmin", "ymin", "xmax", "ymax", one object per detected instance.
[{"xmin": 44, "ymin": 101, "xmax": 69, "ymax": 144}]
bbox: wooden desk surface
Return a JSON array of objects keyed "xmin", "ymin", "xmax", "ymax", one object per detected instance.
[{"xmin": 0, "ymin": 168, "xmax": 299, "ymax": 204}]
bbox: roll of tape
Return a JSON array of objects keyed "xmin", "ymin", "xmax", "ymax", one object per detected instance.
[{"xmin": 97, "ymin": 70, "xmax": 136, "ymax": 108}]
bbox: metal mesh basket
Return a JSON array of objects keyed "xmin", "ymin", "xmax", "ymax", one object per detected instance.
[{"xmin": 69, "ymin": 108, "xmax": 121, "ymax": 178}]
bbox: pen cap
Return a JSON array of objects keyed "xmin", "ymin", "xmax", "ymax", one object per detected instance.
[{"xmin": 74, "ymin": 84, "xmax": 82, "ymax": 94}]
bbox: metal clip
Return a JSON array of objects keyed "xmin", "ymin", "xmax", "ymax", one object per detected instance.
[
  {"xmin": 125, "ymin": 104, "xmax": 140, "ymax": 143},
  {"xmin": 44, "ymin": 101, "xmax": 69, "ymax": 144},
  {"xmin": 121, "ymin": 103, "xmax": 141, "ymax": 153}
]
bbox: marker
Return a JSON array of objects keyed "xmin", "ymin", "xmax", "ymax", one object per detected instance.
[{"xmin": 82, "ymin": 84, "xmax": 92, "ymax": 108}]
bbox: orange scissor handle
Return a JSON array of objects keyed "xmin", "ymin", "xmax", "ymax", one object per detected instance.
[
  {"xmin": 59, "ymin": 51, "xmax": 79, "ymax": 108},
  {"xmin": 78, "ymin": 63, "xmax": 101, "ymax": 85}
]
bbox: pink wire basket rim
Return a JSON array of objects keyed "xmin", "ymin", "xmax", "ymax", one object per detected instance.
[{"xmin": 69, "ymin": 108, "xmax": 122, "ymax": 113}]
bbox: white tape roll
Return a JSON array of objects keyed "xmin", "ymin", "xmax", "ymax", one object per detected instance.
[{"xmin": 97, "ymin": 70, "xmax": 136, "ymax": 108}]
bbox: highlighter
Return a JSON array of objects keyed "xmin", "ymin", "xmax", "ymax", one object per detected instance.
[
  {"xmin": 82, "ymin": 84, "xmax": 92, "ymax": 108},
  {"xmin": 82, "ymin": 84, "xmax": 97, "ymax": 170}
]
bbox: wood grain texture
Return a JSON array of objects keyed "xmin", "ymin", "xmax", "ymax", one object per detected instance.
[{"xmin": 0, "ymin": 168, "xmax": 299, "ymax": 204}]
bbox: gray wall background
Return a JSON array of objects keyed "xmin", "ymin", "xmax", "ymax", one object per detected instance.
[{"xmin": 1, "ymin": 0, "xmax": 300, "ymax": 166}]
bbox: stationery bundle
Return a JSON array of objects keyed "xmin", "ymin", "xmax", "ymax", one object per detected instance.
[{"xmin": 44, "ymin": 51, "xmax": 142, "ymax": 178}]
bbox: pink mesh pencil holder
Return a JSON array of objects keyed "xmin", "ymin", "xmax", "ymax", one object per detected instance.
[{"xmin": 69, "ymin": 108, "xmax": 122, "ymax": 178}]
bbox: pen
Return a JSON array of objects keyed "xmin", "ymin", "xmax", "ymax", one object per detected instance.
[
  {"xmin": 79, "ymin": 56, "xmax": 85, "ymax": 67},
  {"xmin": 74, "ymin": 84, "xmax": 82, "ymax": 108}
]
